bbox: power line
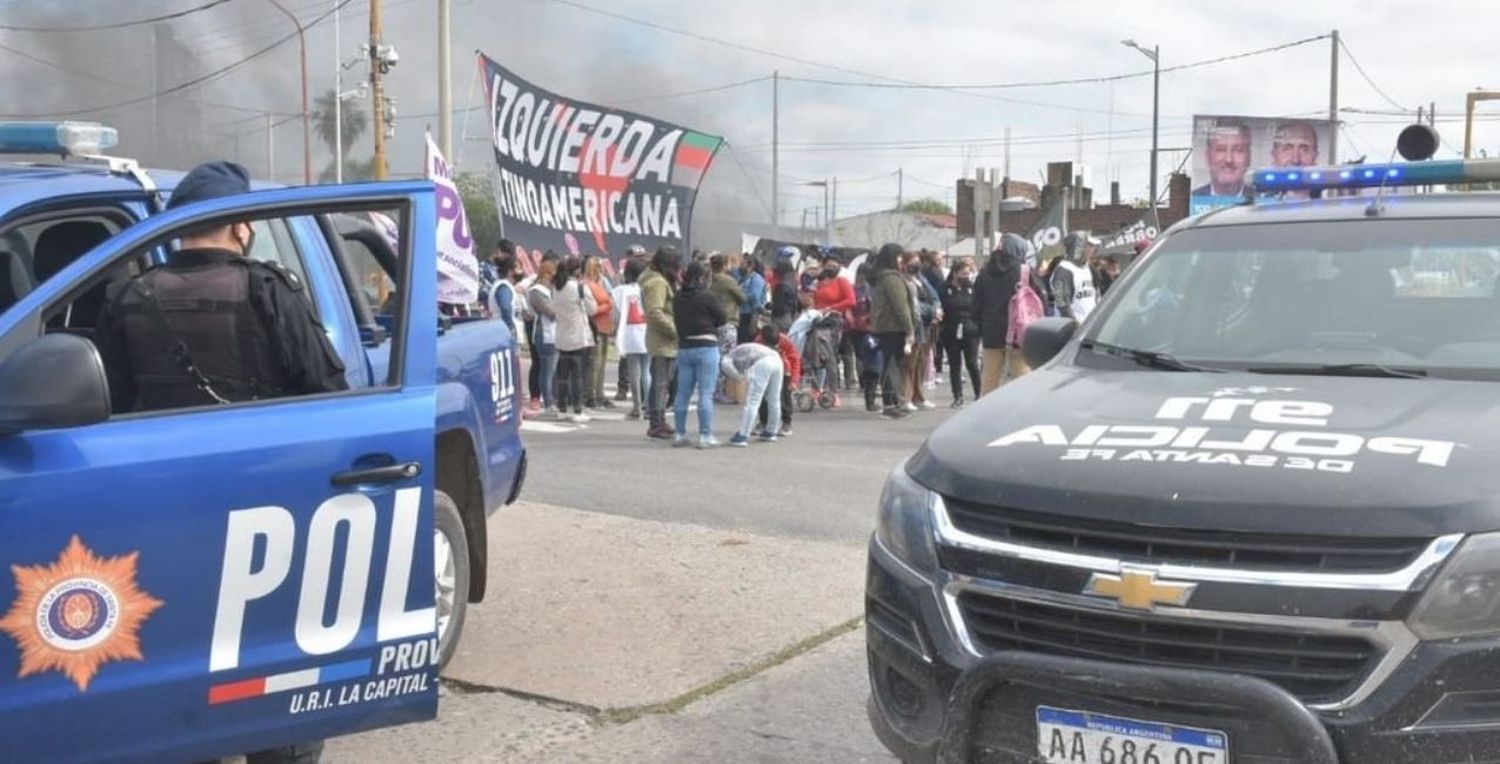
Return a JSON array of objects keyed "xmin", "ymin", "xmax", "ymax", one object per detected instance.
[
  {"xmin": 779, "ymin": 34, "xmax": 1330, "ymax": 91},
  {"xmin": 0, "ymin": 39, "xmax": 297, "ymax": 117},
  {"xmin": 395, "ymin": 73, "xmax": 771, "ymax": 121},
  {"xmin": 543, "ymin": 0, "xmax": 905, "ymax": 83},
  {"xmin": 720, "ymin": 142, "xmax": 773, "ymax": 223},
  {"xmin": 0, "ymin": 0, "xmax": 238, "ymax": 32},
  {"xmin": 1338, "ymin": 38, "xmax": 1408, "ymax": 112},
  {"xmin": 0, "ymin": 0, "xmax": 355, "ymax": 119}
]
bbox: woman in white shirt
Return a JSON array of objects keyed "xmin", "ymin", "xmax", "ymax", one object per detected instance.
[
  {"xmin": 551, "ymin": 255, "xmax": 598, "ymax": 423},
  {"xmin": 610, "ymin": 256, "xmax": 651, "ymax": 420}
]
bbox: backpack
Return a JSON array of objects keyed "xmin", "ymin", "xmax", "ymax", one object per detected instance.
[{"xmin": 1007, "ymin": 264, "xmax": 1045, "ymax": 346}]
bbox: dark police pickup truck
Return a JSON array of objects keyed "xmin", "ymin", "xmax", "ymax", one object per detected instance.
[{"xmin": 867, "ymin": 151, "xmax": 1500, "ymax": 763}]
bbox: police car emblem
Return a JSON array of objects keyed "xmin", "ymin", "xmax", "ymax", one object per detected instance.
[{"xmin": 0, "ymin": 535, "xmax": 163, "ymax": 691}]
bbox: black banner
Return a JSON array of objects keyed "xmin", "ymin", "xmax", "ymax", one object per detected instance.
[{"xmin": 480, "ymin": 53, "xmax": 724, "ymax": 262}]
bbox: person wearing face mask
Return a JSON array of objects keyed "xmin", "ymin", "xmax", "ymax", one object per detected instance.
[
  {"xmin": 95, "ymin": 161, "xmax": 349, "ymax": 414},
  {"xmin": 901, "ymin": 252, "xmax": 939, "ymax": 411},
  {"xmin": 939, "ymin": 257, "xmax": 981, "ymax": 408}
]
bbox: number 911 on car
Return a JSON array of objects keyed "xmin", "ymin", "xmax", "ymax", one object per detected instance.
[{"xmin": 1036, "ymin": 707, "xmax": 1227, "ymax": 764}]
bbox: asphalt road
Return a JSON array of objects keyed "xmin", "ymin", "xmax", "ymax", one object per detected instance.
[
  {"xmin": 332, "ymin": 376, "xmax": 960, "ymax": 762},
  {"xmin": 522, "ymin": 383, "xmax": 959, "ymax": 543}
]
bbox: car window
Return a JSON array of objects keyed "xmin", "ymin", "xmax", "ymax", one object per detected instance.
[
  {"xmin": 1089, "ymin": 219, "xmax": 1500, "ymax": 378},
  {"xmin": 13, "ymin": 203, "xmax": 414, "ymax": 417},
  {"xmin": 0, "ymin": 209, "xmax": 134, "ymax": 320}
]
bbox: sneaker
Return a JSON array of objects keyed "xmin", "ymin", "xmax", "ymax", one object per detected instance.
[
  {"xmin": 901, "ymin": 402, "xmax": 919, "ymax": 413},
  {"xmin": 626, "ymin": 409, "xmax": 642, "ymax": 420},
  {"xmin": 614, "ymin": 390, "xmax": 629, "ymax": 401},
  {"xmin": 570, "ymin": 412, "xmax": 591, "ymax": 424},
  {"xmin": 698, "ymin": 435, "xmax": 720, "ymax": 449},
  {"xmin": 648, "ymin": 426, "xmax": 674, "ymax": 440},
  {"xmin": 728, "ymin": 433, "xmax": 750, "ymax": 448},
  {"xmin": 750, "ymin": 428, "xmax": 767, "ymax": 438},
  {"xmin": 865, "ymin": 399, "xmax": 880, "ymax": 413},
  {"xmin": 951, "ymin": 398, "xmax": 965, "ymax": 410},
  {"xmin": 779, "ymin": 427, "xmax": 792, "ymax": 437},
  {"xmin": 673, "ymin": 433, "xmax": 690, "ymax": 447},
  {"xmin": 919, "ymin": 400, "xmax": 937, "ymax": 410},
  {"xmin": 539, "ymin": 407, "xmax": 562, "ymax": 420},
  {"xmin": 883, "ymin": 406, "xmax": 910, "ymax": 419},
  {"xmin": 757, "ymin": 432, "xmax": 779, "ymax": 443},
  {"xmin": 597, "ymin": 398, "xmax": 617, "ymax": 409}
]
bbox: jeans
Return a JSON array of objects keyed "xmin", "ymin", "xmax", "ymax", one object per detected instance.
[
  {"xmin": 673, "ymin": 345, "xmax": 720, "ymax": 437},
  {"xmin": 536, "ymin": 342, "xmax": 559, "ymax": 410},
  {"xmin": 557, "ymin": 348, "xmax": 591, "ymax": 413},
  {"xmin": 590, "ymin": 336, "xmax": 610, "ymax": 402},
  {"xmin": 874, "ymin": 332, "xmax": 908, "ymax": 408},
  {"xmin": 738, "ymin": 357, "xmax": 784, "ymax": 437},
  {"xmin": 648, "ymin": 355, "xmax": 676, "ymax": 430},
  {"xmin": 624, "ymin": 353, "xmax": 648, "ymax": 414},
  {"xmin": 525, "ymin": 320, "xmax": 540, "ymax": 400},
  {"xmin": 945, "ymin": 333, "xmax": 981, "ymax": 399}
]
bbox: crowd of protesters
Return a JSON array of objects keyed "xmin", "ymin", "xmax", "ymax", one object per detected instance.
[{"xmin": 479, "ymin": 231, "xmax": 1133, "ymax": 446}]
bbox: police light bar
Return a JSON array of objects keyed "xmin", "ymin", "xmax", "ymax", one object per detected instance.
[
  {"xmin": 0, "ymin": 121, "xmax": 119, "ymax": 156},
  {"xmin": 1252, "ymin": 159, "xmax": 1500, "ymax": 194}
]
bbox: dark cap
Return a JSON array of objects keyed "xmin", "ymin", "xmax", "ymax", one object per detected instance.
[{"xmin": 167, "ymin": 160, "xmax": 252, "ymax": 210}]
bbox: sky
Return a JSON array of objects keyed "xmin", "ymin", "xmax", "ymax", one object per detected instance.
[{"xmin": 0, "ymin": 0, "xmax": 1496, "ymax": 246}]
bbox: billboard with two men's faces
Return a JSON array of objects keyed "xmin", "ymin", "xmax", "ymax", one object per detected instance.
[{"xmin": 1190, "ymin": 115, "xmax": 1336, "ymax": 214}]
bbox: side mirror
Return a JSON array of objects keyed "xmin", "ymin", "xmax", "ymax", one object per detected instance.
[
  {"xmin": 0, "ymin": 334, "xmax": 111, "ymax": 435},
  {"xmin": 1021, "ymin": 317, "xmax": 1079, "ymax": 369}
]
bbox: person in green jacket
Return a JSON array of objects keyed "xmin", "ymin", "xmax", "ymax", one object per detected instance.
[
  {"xmin": 869, "ymin": 243, "xmax": 915, "ymax": 418},
  {"xmin": 639, "ymin": 247, "xmax": 681, "ymax": 439},
  {"xmin": 707, "ymin": 253, "xmax": 746, "ymax": 404}
]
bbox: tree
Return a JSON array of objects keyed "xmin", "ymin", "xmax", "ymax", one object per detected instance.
[
  {"xmin": 312, "ymin": 88, "xmax": 370, "ymax": 183},
  {"xmin": 458, "ymin": 172, "xmax": 502, "ymax": 255},
  {"xmin": 898, "ymin": 198, "xmax": 953, "ymax": 215}
]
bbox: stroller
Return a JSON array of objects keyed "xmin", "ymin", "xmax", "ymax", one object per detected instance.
[{"xmin": 789, "ymin": 308, "xmax": 844, "ymax": 412}]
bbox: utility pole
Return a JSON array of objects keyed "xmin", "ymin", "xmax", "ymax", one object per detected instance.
[
  {"xmin": 266, "ymin": 113, "xmax": 275, "ymax": 181},
  {"xmin": 772, "ymin": 70, "xmax": 780, "ymax": 237},
  {"xmin": 334, "ymin": 0, "xmax": 342, "ymax": 182},
  {"xmin": 830, "ymin": 176, "xmax": 837, "ymax": 245},
  {"xmin": 371, "ymin": 0, "xmax": 388, "ymax": 180},
  {"xmin": 896, "ymin": 167, "xmax": 903, "ymax": 209},
  {"xmin": 437, "ymin": 0, "xmax": 452, "ymax": 157},
  {"xmin": 1003, "ymin": 127, "xmax": 1012, "ymax": 182},
  {"xmin": 267, "ymin": 0, "xmax": 310, "ymax": 184},
  {"xmin": 1329, "ymin": 29, "xmax": 1340, "ymax": 164}
]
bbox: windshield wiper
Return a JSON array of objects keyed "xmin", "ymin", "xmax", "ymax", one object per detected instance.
[
  {"xmin": 1078, "ymin": 339, "xmax": 1225, "ymax": 373},
  {"xmin": 1247, "ymin": 362, "xmax": 1428, "ymax": 379}
]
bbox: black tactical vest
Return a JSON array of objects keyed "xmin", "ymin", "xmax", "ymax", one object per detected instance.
[{"xmin": 117, "ymin": 259, "xmax": 291, "ymax": 410}]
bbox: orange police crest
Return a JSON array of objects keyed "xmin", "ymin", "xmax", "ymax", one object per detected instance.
[{"xmin": 0, "ymin": 535, "xmax": 164, "ymax": 691}]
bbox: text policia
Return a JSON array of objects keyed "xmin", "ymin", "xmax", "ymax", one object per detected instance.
[{"xmin": 486, "ymin": 71, "xmax": 710, "ymax": 242}]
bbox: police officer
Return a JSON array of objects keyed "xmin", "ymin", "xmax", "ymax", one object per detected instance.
[{"xmin": 95, "ymin": 160, "xmax": 348, "ymax": 413}]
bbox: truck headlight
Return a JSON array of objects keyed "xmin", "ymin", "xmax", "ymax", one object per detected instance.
[
  {"xmin": 875, "ymin": 462, "xmax": 939, "ymax": 575},
  {"xmin": 1410, "ymin": 532, "xmax": 1500, "ymax": 640}
]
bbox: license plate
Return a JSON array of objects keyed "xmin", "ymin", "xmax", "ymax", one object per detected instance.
[{"xmin": 1036, "ymin": 706, "xmax": 1228, "ymax": 764}]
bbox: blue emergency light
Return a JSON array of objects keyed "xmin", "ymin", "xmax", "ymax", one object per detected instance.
[
  {"xmin": 0, "ymin": 121, "xmax": 119, "ymax": 156},
  {"xmin": 1252, "ymin": 158, "xmax": 1500, "ymax": 194}
]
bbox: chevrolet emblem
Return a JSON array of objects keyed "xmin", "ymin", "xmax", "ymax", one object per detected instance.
[{"xmin": 1083, "ymin": 568, "xmax": 1196, "ymax": 611}]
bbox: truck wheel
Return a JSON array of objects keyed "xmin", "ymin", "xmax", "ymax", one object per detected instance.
[{"xmin": 434, "ymin": 489, "xmax": 470, "ymax": 670}]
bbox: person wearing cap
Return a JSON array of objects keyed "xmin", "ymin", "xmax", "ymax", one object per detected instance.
[{"xmin": 94, "ymin": 160, "xmax": 349, "ymax": 414}]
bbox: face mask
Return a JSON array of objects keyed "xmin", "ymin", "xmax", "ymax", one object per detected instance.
[
  {"xmin": 822, "ymin": 267, "xmax": 839, "ymax": 279},
  {"xmin": 958, "ymin": 274, "xmax": 973, "ymax": 285},
  {"xmin": 906, "ymin": 264, "xmax": 921, "ymax": 275}
]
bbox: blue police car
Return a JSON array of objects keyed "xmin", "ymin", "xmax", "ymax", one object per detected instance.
[{"xmin": 0, "ymin": 122, "xmax": 525, "ymax": 762}]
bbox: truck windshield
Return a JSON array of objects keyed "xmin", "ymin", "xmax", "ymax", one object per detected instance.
[{"xmin": 1088, "ymin": 218, "xmax": 1500, "ymax": 380}]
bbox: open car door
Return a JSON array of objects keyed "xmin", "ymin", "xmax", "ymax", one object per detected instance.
[{"xmin": 0, "ymin": 182, "xmax": 441, "ymax": 763}]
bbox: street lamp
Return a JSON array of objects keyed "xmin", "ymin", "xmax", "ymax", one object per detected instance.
[
  {"xmin": 1121, "ymin": 39, "xmax": 1159, "ymax": 212},
  {"xmin": 267, "ymin": 0, "xmax": 311, "ymax": 185}
]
